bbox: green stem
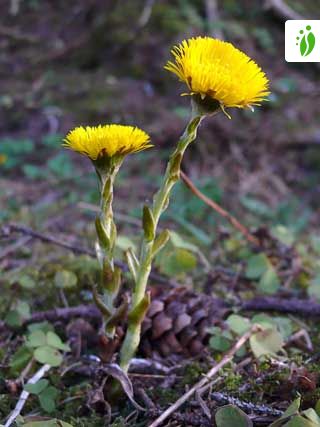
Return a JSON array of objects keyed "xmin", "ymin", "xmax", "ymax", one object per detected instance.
[
  {"xmin": 119, "ymin": 114, "xmax": 203, "ymax": 371},
  {"xmin": 94, "ymin": 165, "xmax": 121, "ymax": 337}
]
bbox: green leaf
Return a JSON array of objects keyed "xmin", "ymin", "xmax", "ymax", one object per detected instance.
[
  {"xmin": 5, "ymin": 301, "xmax": 31, "ymax": 327},
  {"xmin": 159, "ymin": 248, "xmax": 197, "ymax": 277},
  {"xmin": 251, "ymin": 313, "xmax": 274, "ymax": 329},
  {"xmin": 271, "ymin": 225, "xmax": 295, "ymax": 246},
  {"xmin": 245, "ymin": 254, "xmax": 269, "ymax": 279},
  {"xmin": 27, "ymin": 330, "xmax": 47, "ymax": 348},
  {"xmin": 227, "ymin": 314, "xmax": 251, "ymax": 335},
  {"xmin": 269, "ymin": 397, "xmax": 301, "ymax": 427},
  {"xmin": 24, "ymin": 379, "xmax": 49, "ymax": 395},
  {"xmin": 46, "ymin": 332, "xmax": 70, "ymax": 351},
  {"xmin": 116, "ymin": 235, "xmax": 137, "ymax": 252},
  {"xmin": 47, "ymin": 153, "xmax": 74, "ymax": 178},
  {"xmin": 258, "ymin": 266, "xmax": 280, "ymax": 294},
  {"xmin": 152, "ymin": 229, "xmax": 170, "ymax": 256},
  {"xmin": 34, "ymin": 346, "xmax": 63, "ymax": 367},
  {"xmin": 5, "ymin": 310, "xmax": 22, "ymax": 327},
  {"xmin": 215, "ymin": 405, "xmax": 253, "ymax": 427},
  {"xmin": 302, "ymin": 409, "xmax": 320, "ymax": 424},
  {"xmin": 142, "ymin": 205, "xmax": 155, "ymax": 241},
  {"xmin": 169, "ymin": 230, "xmax": 200, "ymax": 253},
  {"xmin": 250, "ymin": 327, "xmax": 283, "ymax": 358},
  {"xmin": 240, "ymin": 196, "xmax": 272, "ymax": 218},
  {"xmin": 19, "ymin": 275, "xmax": 36, "ymax": 289},
  {"xmin": 28, "ymin": 322, "xmax": 54, "ymax": 334},
  {"xmin": 42, "ymin": 133, "xmax": 63, "ymax": 147},
  {"xmin": 54, "ymin": 270, "xmax": 78, "ymax": 290},
  {"xmin": 10, "ymin": 345, "xmax": 33, "ymax": 372},
  {"xmin": 284, "ymin": 415, "xmax": 320, "ymax": 426},
  {"xmin": 16, "ymin": 301, "xmax": 31, "ymax": 318},
  {"xmin": 209, "ymin": 335, "xmax": 232, "ymax": 352},
  {"xmin": 39, "ymin": 386, "xmax": 59, "ymax": 413},
  {"xmin": 23, "ymin": 164, "xmax": 44, "ymax": 180}
]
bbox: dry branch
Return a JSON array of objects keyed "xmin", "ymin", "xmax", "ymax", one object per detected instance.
[
  {"xmin": 264, "ymin": 0, "xmax": 303, "ymax": 21},
  {"xmin": 242, "ymin": 296, "xmax": 320, "ymax": 317},
  {"xmin": 1, "ymin": 223, "xmax": 177, "ymax": 286},
  {"xmin": 180, "ymin": 171, "xmax": 259, "ymax": 246}
]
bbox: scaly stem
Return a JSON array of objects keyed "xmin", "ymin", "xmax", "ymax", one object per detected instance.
[
  {"xmin": 119, "ymin": 114, "xmax": 203, "ymax": 371},
  {"xmin": 94, "ymin": 165, "xmax": 122, "ymax": 337}
]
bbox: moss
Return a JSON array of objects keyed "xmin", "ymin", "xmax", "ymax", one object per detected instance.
[
  {"xmin": 0, "ymin": 394, "xmax": 13, "ymax": 417},
  {"xmin": 180, "ymin": 361, "xmax": 206, "ymax": 387},
  {"xmin": 223, "ymin": 371, "xmax": 243, "ymax": 392},
  {"xmin": 151, "ymin": 387, "xmax": 179, "ymax": 407}
]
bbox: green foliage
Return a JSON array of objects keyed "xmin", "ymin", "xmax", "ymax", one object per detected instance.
[
  {"xmin": 249, "ymin": 328, "xmax": 283, "ymax": 358},
  {"xmin": 27, "ymin": 329, "xmax": 70, "ymax": 367},
  {"xmin": 269, "ymin": 397, "xmax": 320, "ymax": 426},
  {"xmin": 155, "ymin": 231, "xmax": 199, "ymax": 277},
  {"xmin": 9, "ymin": 325, "xmax": 70, "ymax": 374},
  {"xmin": 209, "ymin": 313, "xmax": 293, "ymax": 359},
  {"xmin": 5, "ymin": 300, "xmax": 31, "ymax": 327},
  {"xmin": 54, "ymin": 270, "xmax": 78, "ymax": 290},
  {"xmin": 245, "ymin": 253, "xmax": 280, "ymax": 294},
  {"xmin": 0, "ymin": 137, "xmax": 34, "ymax": 170},
  {"xmin": 215, "ymin": 405, "xmax": 253, "ymax": 427}
]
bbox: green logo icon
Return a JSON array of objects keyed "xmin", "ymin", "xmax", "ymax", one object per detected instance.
[{"xmin": 296, "ymin": 25, "xmax": 316, "ymax": 57}]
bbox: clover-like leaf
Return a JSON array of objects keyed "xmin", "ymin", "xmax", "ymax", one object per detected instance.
[
  {"xmin": 24, "ymin": 379, "xmax": 49, "ymax": 395},
  {"xmin": 46, "ymin": 331, "xmax": 70, "ymax": 351},
  {"xmin": 215, "ymin": 405, "xmax": 253, "ymax": 427},
  {"xmin": 34, "ymin": 346, "xmax": 63, "ymax": 367},
  {"xmin": 250, "ymin": 327, "xmax": 283, "ymax": 358}
]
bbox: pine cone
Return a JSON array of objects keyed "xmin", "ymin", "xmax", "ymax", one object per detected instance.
[{"xmin": 140, "ymin": 287, "xmax": 229, "ymax": 358}]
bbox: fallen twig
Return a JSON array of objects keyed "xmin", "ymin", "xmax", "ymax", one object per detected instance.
[
  {"xmin": 148, "ymin": 326, "xmax": 258, "ymax": 427},
  {"xmin": 1, "ymin": 294, "xmax": 319, "ymax": 334},
  {"xmin": 0, "ymin": 236, "xmax": 32, "ymax": 260},
  {"xmin": 4, "ymin": 363, "xmax": 51, "ymax": 427},
  {"xmin": 1, "ymin": 223, "xmax": 177, "ymax": 286},
  {"xmin": 180, "ymin": 171, "xmax": 259, "ymax": 246},
  {"xmin": 242, "ymin": 296, "xmax": 320, "ymax": 317},
  {"xmin": 264, "ymin": 0, "xmax": 303, "ymax": 20}
]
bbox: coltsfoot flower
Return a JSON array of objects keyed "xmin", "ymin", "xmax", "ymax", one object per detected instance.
[
  {"xmin": 165, "ymin": 36, "xmax": 270, "ymax": 111},
  {"xmin": 63, "ymin": 124, "xmax": 152, "ymax": 161}
]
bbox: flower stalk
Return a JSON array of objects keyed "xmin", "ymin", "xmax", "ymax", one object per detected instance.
[
  {"xmin": 94, "ymin": 163, "xmax": 122, "ymax": 337},
  {"xmin": 119, "ymin": 113, "xmax": 204, "ymax": 371}
]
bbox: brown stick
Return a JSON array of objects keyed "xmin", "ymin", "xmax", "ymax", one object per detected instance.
[
  {"xmin": 242, "ymin": 297, "xmax": 320, "ymax": 317},
  {"xmin": 180, "ymin": 171, "xmax": 259, "ymax": 246},
  {"xmin": 264, "ymin": 0, "xmax": 303, "ymax": 21},
  {"xmin": 148, "ymin": 326, "xmax": 258, "ymax": 427},
  {"xmin": 1, "ymin": 223, "xmax": 177, "ymax": 286}
]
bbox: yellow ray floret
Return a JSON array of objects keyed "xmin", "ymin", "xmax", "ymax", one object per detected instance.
[
  {"xmin": 165, "ymin": 36, "xmax": 270, "ymax": 109},
  {"xmin": 63, "ymin": 124, "xmax": 152, "ymax": 160}
]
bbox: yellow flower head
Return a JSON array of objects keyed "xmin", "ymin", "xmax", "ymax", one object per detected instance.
[
  {"xmin": 165, "ymin": 36, "xmax": 270, "ymax": 110},
  {"xmin": 63, "ymin": 124, "xmax": 152, "ymax": 161}
]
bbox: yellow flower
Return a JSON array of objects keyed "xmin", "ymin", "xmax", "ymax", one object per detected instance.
[
  {"xmin": 63, "ymin": 124, "xmax": 152, "ymax": 161},
  {"xmin": 165, "ymin": 36, "xmax": 270, "ymax": 110}
]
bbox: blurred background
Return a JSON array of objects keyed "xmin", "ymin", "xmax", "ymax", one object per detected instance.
[{"xmin": 1, "ymin": 0, "xmax": 320, "ymax": 280}]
